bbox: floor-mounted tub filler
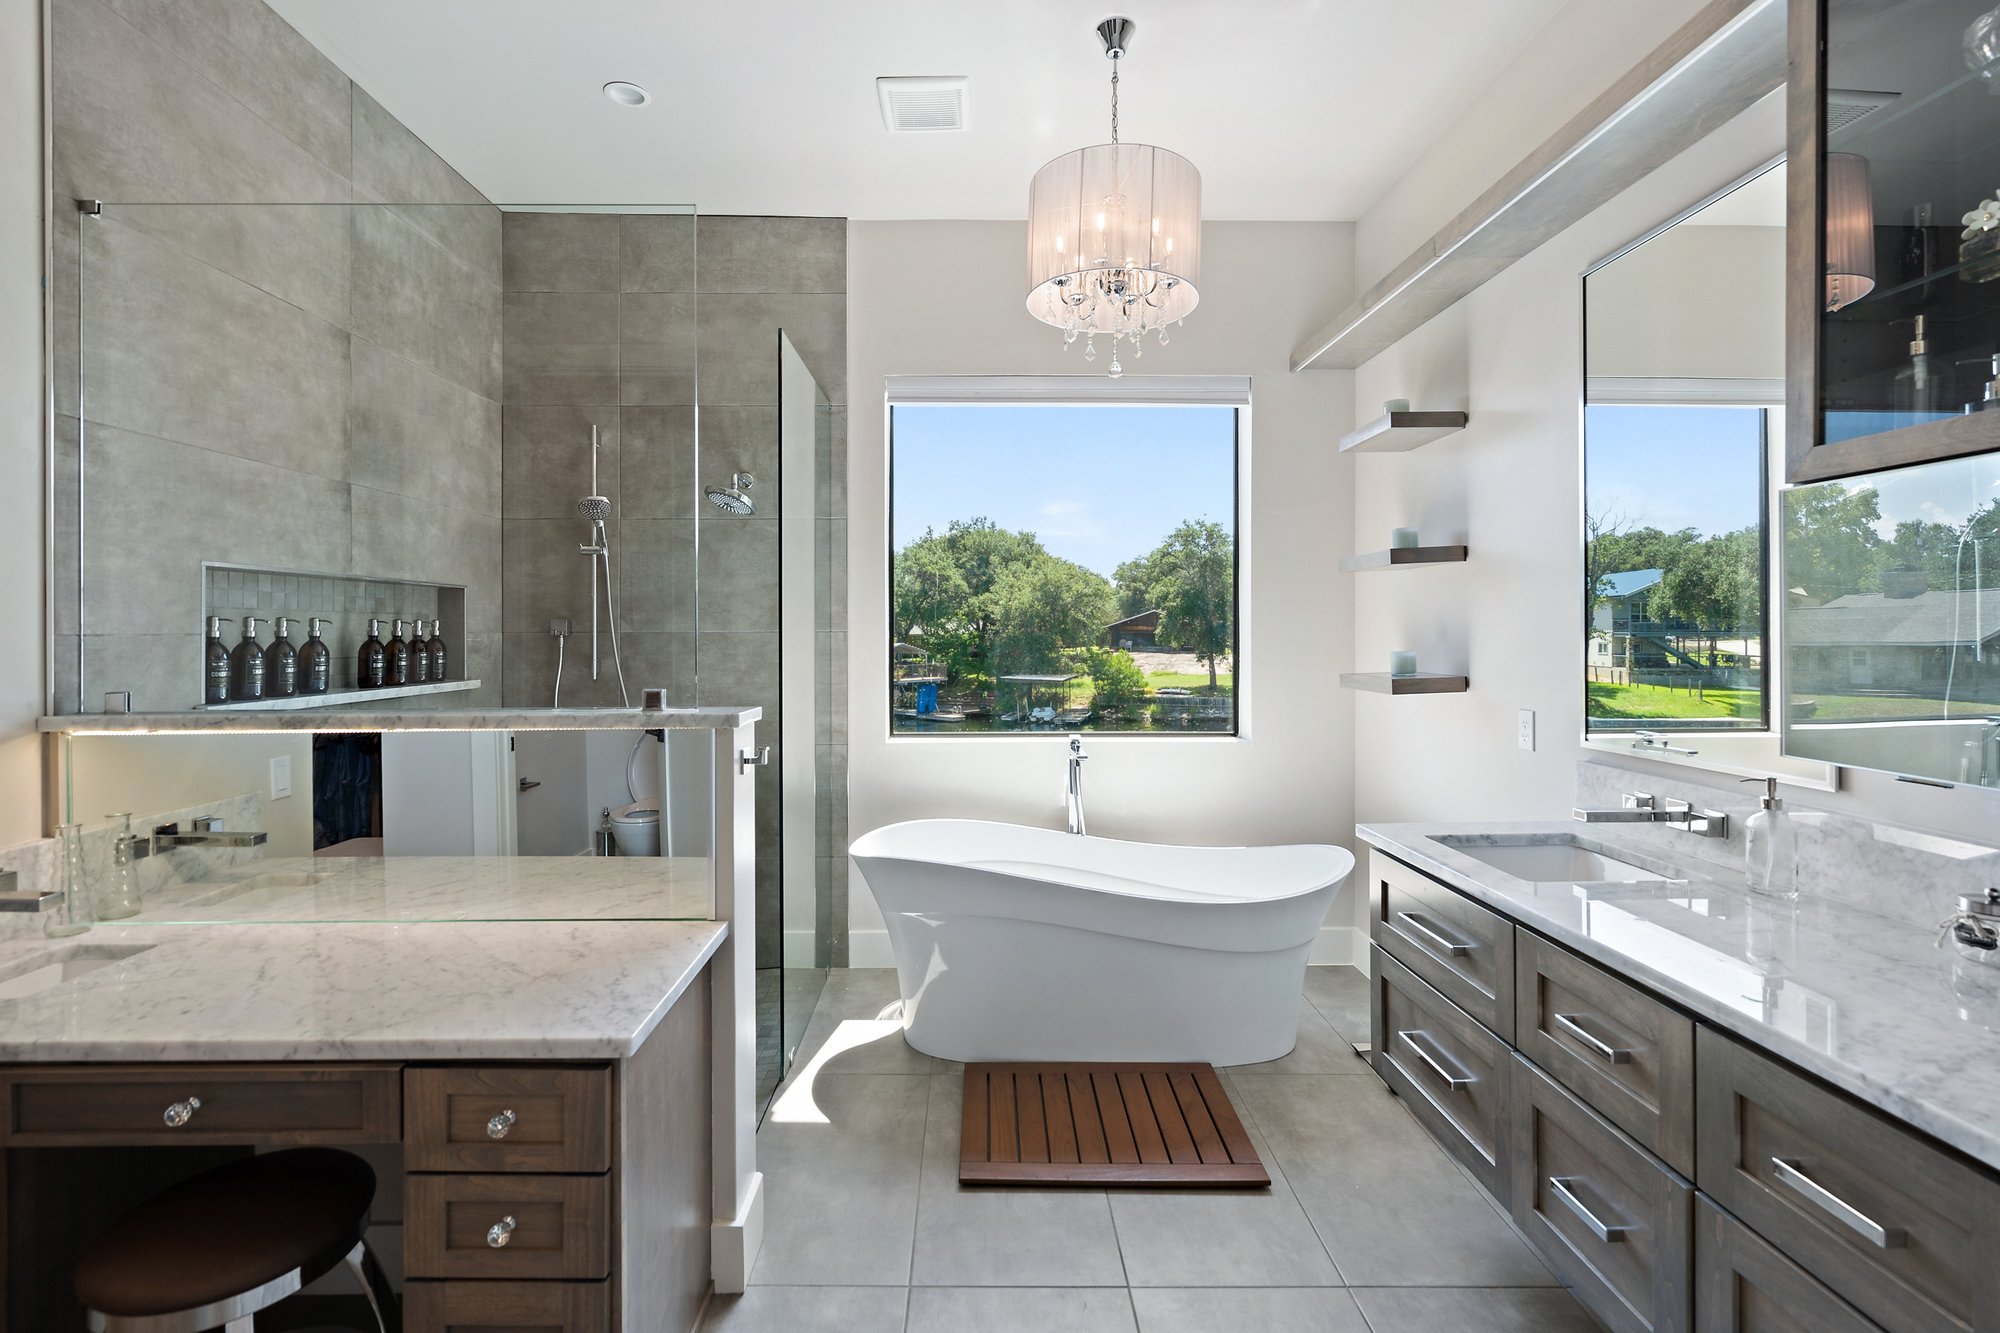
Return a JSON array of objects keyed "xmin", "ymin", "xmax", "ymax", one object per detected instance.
[{"xmin": 849, "ymin": 819, "xmax": 1353, "ymax": 1066}]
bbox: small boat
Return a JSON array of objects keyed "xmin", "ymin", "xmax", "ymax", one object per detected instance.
[{"xmin": 894, "ymin": 708, "xmax": 966, "ymax": 723}]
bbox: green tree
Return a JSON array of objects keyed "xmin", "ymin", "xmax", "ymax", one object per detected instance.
[
  {"xmin": 1112, "ymin": 551, "xmax": 1162, "ymax": 618},
  {"xmin": 891, "ymin": 518, "xmax": 1049, "ymax": 680},
  {"xmin": 1145, "ymin": 520, "xmax": 1235, "ymax": 692},
  {"xmin": 1784, "ymin": 485, "xmax": 1884, "ymax": 601},
  {"xmin": 1074, "ymin": 647, "xmax": 1147, "ymax": 715},
  {"xmin": 988, "ymin": 557, "xmax": 1115, "ymax": 676},
  {"xmin": 1653, "ymin": 527, "xmax": 1761, "ymax": 658}
]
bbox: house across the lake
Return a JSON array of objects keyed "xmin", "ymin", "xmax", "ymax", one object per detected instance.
[
  {"xmin": 1788, "ymin": 584, "xmax": 2000, "ymax": 700},
  {"xmin": 1107, "ymin": 609, "xmax": 1162, "ymax": 650}
]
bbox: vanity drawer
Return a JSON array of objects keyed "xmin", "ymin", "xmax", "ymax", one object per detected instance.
[
  {"xmin": 406, "ymin": 1064, "xmax": 611, "ymax": 1173},
  {"xmin": 1515, "ymin": 930, "xmax": 1694, "ymax": 1175},
  {"xmin": 406, "ymin": 1173, "xmax": 611, "ymax": 1280},
  {"xmin": 1695, "ymin": 1027, "xmax": 2000, "ymax": 1333},
  {"xmin": 1369, "ymin": 850, "xmax": 1514, "ymax": 1041},
  {"xmin": 1510, "ymin": 1057, "xmax": 1692, "ymax": 1333},
  {"xmin": 1369, "ymin": 944, "xmax": 1512, "ymax": 1204},
  {"xmin": 405, "ymin": 1279, "xmax": 610, "ymax": 1333},
  {"xmin": 0, "ymin": 1063, "xmax": 401, "ymax": 1145},
  {"xmin": 1694, "ymin": 1196, "xmax": 1881, "ymax": 1333}
]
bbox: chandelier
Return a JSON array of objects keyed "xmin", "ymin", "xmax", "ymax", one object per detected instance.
[{"xmin": 1026, "ymin": 17, "xmax": 1202, "ymax": 377}]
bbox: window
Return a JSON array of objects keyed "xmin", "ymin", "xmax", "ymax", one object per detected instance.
[
  {"xmin": 1583, "ymin": 403, "xmax": 1771, "ymax": 734},
  {"xmin": 888, "ymin": 391, "xmax": 1240, "ymax": 735}
]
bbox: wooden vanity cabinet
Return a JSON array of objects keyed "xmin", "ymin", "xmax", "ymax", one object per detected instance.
[{"xmin": 0, "ymin": 967, "xmax": 711, "ymax": 1333}]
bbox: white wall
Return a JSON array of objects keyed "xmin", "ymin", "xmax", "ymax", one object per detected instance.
[
  {"xmin": 66, "ymin": 734, "xmax": 315, "ymax": 858},
  {"xmin": 1587, "ymin": 224, "xmax": 1784, "ymax": 381},
  {"xmin": 846, "ymin": 221, "xmax": 1359, "ymax": 965},
  {"xmin": 0, "ymin": 0, "xmax": 43, "ymax": 847},
  {"xmin": 1351, "ymin": 89, "xmax": 2000, "ymax": 843},
  {"xmin": 1355, "ymin": 0, "xmax": 1711, "ymax": 292}
]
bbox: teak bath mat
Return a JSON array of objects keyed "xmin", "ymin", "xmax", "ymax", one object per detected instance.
[{"xmin": 960, "ymin": 1062, "xmax": 1269, "ymax": 1187}]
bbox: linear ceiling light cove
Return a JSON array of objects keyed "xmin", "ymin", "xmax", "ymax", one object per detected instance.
[{"xmin": 1026, "ymin": 16, "xmax": 1201, "ymax": 378}]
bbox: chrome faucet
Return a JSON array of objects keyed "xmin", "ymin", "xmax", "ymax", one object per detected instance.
[
  {"xmin": 1573, "ymin": 792, "xmax": 1728, "ymax": 839},
  {"xmin": 0, "ymin": 869, "xmax": 58, "ymax": 912},
  {"xmin": 146, "ymin": 816, "xmax": 268, "ymax": 854},
  {"xmin": 1065, "ymin": 735, "xmax": 1088, "ymax": 836}
]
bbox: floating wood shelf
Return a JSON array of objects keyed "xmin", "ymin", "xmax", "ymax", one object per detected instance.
[
  {"xmin": 203, "ymin": 679, "xmax": 482, "ymax": 711},
  {"xmin": 1338, "ymin": 411, "xmax": 1469, "ymax": 453},
  {"xmin": 1340, "ymin": 672, "xmax": 1469, "ymax": 695},
  {"xmin": 1339, "ymin": 544, "xmax": 1468, "ymax": 572}
]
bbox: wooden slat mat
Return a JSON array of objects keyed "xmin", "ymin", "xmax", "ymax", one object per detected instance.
[{"xmin": 960, "ymin": 1062, "xmax": 1269, "ymax": 1187}]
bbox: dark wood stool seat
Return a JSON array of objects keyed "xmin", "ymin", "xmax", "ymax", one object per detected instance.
[{"xmin": 75, "ymin": 1147, "xmax": 398, "ymax": 1333}]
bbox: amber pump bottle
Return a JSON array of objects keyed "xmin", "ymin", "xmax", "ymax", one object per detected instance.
[
  {"xmin": 358, "ymin": 619, "xmax": 388, "ymax": 689},
  {"xmin": 204, "ymin": 616, "xmax": 232, "ymax": 705},
  {"xmin": 265, "ymin": 616, "xmax": 299, "ymax": 698},
  {"xmin": 300, "ymin": 617, "xmax": 332, "ymax": 694},
  {"xmin": 228, "ymin": 616, "xmax": 267, "ymax": 702},
  {"xmin": 408, "ymin": 618, "xmax": 431, "ymax": 684},
  {"xmin": 387, "ymin": 618, "xmax": 411, "ymax": 687},
  {"xmin": 428, "ymin": 620, "xmax": 448, "ymax": 682}
]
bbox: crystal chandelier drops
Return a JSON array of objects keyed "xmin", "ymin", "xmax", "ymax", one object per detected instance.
[{"xmin": 1025, "ymin": 17, "xmax": 1201, "ymax": 377}]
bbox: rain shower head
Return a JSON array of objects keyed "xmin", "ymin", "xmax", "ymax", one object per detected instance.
[
  {"xmin": 705, "ymin": 472, "xmax": 756, "ymax": 515},
  {"xmin": 577, "ymin": 494, "xmax": 613, "ymax": 524}
]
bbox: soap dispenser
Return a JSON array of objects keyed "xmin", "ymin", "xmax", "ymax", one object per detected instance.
[
  {"xmin": 203, "ymin": 616, "xmax": 232, "ymax": 705},
  {"xmin": 1741, "ymin": 777, "xmax": 1798, "ymax": 901},
  {"xmin": 358, "ymin": 619, "xmax": 388, "ymax": 689},
  {"xmin": 300, "ymin": 616, "xmax": 332, "ymax": 694},
  {"xmin": 228, "ymin": 616, "xmax": 267, "ymax": 702},
  {"xmin": 408, "ymin": 618, "xmax": 430, "ymax": 684},
  {"xmin": 265, "ymin": 616, "xmax": 299, "ymax": 698},
  {"xmin": 387, "ymin": 618, "xmax": 412, "ymax": 687},
  {"xmin": 427, "ymin": 620, "xmax": 448, "ymax": 683}
]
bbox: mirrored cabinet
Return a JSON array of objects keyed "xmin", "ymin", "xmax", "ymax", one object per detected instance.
[{"xmin": 1788, "ymin": 0, "xmax": 2000, "ymax": 481}]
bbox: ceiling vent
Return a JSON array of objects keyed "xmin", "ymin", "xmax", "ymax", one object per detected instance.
[
  {"xmin": 877, "ymin": 76, "xmax": 969, "ymax": 132},
  {"xmin": 1826, "ymin": 88, "xmax": 1900, "ymax": 136}
]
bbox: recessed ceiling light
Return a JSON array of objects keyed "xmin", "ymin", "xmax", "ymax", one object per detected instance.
[{"xmin": 603, "ymin": 81, "xmax": 651, "ymax": 107}]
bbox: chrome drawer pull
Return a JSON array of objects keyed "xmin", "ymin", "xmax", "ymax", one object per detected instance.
[
  {"xmin": 161, "ymin": 1096, "xmax": 201, "ymax": 1128},
  {"xmin": 1552, "ymin": 1012, "xmax": 1632, "ymax": 1065},
  {"xmin": 1396, "ymin": 1029, "xmax": 1475, "ymax": 1090},
  {"xmin": 486, "ymin": 1108, "xmax": 517, "ymax": 1139},
  {"xmin": 1548, "ymin": 1175, "xmax": 1630, "ymax": 1243},
  {"xmin": 486, "ymin": 1214, "xmax": 517, "ymax": 1248},
  {"xmin": 1770, "ymin": 1157, "xmax": 1906, "ymax": 1249},
  {"xmin": 1394, "ymin": 910, "xmax": 1472, "ymax": 958}
]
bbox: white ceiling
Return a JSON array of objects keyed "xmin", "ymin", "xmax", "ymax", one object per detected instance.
[{"xmin": 269, "ymin": 0, "xmax": 1570, "ymax": 220}]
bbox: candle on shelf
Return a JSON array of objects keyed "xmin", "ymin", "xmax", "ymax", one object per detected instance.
[
  {"xmin": 1384, "ymin": 398, "xmax": 1411, "ymax": 415},
  {"xmin": 1391, "ymin": 527, "xmax": 1420, "ymax": 549},
  {"xmin": 1389, "ymin": 650, "xmax": 1417, "ymax": 677}
]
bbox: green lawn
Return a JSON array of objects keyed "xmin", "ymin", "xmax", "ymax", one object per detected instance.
[
  {"xmin": 1587, "ymin": 682, "xmax": 1760, "ymax": 721},
  {"xmin": 1144, "ymin": 671, "xmax": 1233, "ymax": 691}
]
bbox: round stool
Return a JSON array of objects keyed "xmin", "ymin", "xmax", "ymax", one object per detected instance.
[{"xmin": 74, "ymin": 1147, "xmax": 399, "ymax": 1333}]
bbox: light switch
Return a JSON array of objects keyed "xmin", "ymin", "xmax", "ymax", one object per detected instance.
[
  {"xmin": 269, "ymin": 754, "xmax": 293, "ymax": 800},
  {"xmin": 1517, "ymin": 709, "xmax": 1536, "ymax": 752}
]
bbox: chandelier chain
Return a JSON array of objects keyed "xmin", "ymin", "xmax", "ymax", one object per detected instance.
[{"xmin": 1109, "ymin": 54, "xmax": 1119, "ymax": 144}]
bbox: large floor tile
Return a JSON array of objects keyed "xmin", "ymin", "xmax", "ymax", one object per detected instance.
[
  {"xmin": 752, "ymin": 1073, "xmax": 930, "ymax": 1286},
  {"xmin": 1303, "ymin": 966, "xmax": 1371, "ymax": 1042},
  {"xmin": 1232, "ymin": 1075, "xmax": 1554, "ymax": 1287},
  {"xmin": 699, "ymin": 1285, "xmax": 908, "ymax": 1331},
  {"xmin": 912, "ymin": 1073, "xmax": 1126, "ymax": 1287},
  {"xmin": 905, "ymin": 1287, "xmax": 1135, "ymax": 1333},
  {"xmin": 1108, "ymin": 1116, "xmax": 1341, "ymax": 1288},
  {"xmin": 1130, "ymin": 1287, "xmax": 1369, "ymax": 1333},
  {"xmin": 1351, "ymin": 1286, "xmax": 1602, "ymax": 1332},
  {"xmin": 785, "ymin": 969, "xmax": 943, "ymax": 1076}
]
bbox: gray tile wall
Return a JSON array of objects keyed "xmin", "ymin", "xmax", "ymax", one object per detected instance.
[
  {"xmin": 49, "ymin": 0, "xmax": 503, "ymax": 712},
  {"xmin": 498, "ymin": 212, "xmax": 848, "ymax": 965}
]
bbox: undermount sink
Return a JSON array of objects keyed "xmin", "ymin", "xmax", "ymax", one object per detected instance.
[
  {"xmin": 0, "ymin": 943, "xmax": 155, "ymax": 1000},
  {"xmin": 1436, "ymin": 836, "xmax": 1668, "ymax": 884}
]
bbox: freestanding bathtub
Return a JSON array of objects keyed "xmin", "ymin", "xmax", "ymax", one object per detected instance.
[{"xmin": 849, "ymin": 819, "xmax": 1353, "ymax": 1066}]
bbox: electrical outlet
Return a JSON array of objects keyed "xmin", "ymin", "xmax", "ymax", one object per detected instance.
[
  {"xmin": 269, "ymin": 754, "xmax": 293, "ymax": 801},
  {"xmin": 1517, "ymin": 709, "xmax": 1536, "ymax": 752}
]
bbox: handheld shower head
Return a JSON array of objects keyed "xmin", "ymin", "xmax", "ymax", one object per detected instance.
[
  {"xmin": 704, "ymin": 472, "xmax": 756, "ymax": 515},
  {"xmin": 577, "ymin": 494, "xmax": 613, "ymax": 524}
]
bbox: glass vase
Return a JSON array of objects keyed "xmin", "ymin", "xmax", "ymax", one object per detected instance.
[
  {"xmin": 43, "ymin": 822, "xmax": 93, "ymax": 938},
  {"xmin": 98, "ymin": 812, "xmax": 143, "ymax": 920}
]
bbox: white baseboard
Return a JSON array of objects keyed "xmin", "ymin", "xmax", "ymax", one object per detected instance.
[
  {"xmin": 846, "ymin": 928, "xmax": 895, "ymax": 969},
  {"xmin": 847, "ymin": 926, "xmax": 1368, "ymax": 971},
  {"xmin": 782, "ymin": 928, "xmax": 816, "ymax": 968},
  {"xmin": 710, "ymin": 1170, "xmax": 764, "ymax": 1294}
]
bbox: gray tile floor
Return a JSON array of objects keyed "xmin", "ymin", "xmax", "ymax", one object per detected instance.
[{"xmin": 702, "ymin": 967, "xmax": 1602, "ymax": 1333}]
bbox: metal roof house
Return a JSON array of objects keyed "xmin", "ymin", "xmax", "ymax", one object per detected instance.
[
  {"xmin": 1788, "ymin": 588, "xmax": 2000, "ymax": 699},
  {"xmin": 1107, "ymin": 609, "xmax": 1163, "ymax": 650}
]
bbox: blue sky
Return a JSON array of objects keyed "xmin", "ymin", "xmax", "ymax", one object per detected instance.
[
  {"xmin": 1586, "ymin": 405, "xmax": 1763, "ymax": 538},
  {"xmin": 891, "ymin": 404, "xmax": 1236, "ymax": 577}
]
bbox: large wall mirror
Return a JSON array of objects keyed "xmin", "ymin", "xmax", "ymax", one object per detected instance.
[{"xmin": 1581, "ymin": 160, "xmax": 1838, "ymax": 784}]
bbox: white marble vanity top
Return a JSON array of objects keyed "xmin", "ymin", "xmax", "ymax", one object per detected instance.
[
  {"xmin": 0, "ymin": 917, "xmax": 725, "ymax": 1062},
  {"xmin": 1359, "ymin": 821, "xmax": 2000, "ymax": 1174},
  {"xmin": 38, "ymin": 704, "xmax": 762, "ymax": 733}
]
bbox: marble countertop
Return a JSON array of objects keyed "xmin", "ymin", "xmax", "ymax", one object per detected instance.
[
  {"xmin": 0, "ymin": 918, "xmax": 726, "ymax": 1061},
  {"xmin": 1358, "ymin": 821, "xmax": 2000, "ymax": 1173},
  {"xmin": 39, "ymin": 704, "xmax": 763, "ymax": 734},
  {"xmin": 114, "ymin": 854, "xmax": 714, "ymax": 924}
]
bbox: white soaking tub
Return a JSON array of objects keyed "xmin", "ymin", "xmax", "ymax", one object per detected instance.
[{"xmin": 849, "ymin": 819, "xmax": 1353, "ymax": 1066}]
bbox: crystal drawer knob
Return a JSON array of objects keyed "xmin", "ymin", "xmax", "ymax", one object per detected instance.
[
  {"xmin": 486, "ymin": 1108, "xmax": 517, "ymax": 1140},
  {"xmin": 162, "ymin": 1096, "xmax": 201, "ymax": 1128},
  {"xmin": 487, "ymin": 1214, "xmax": 517, "ymax": 1248}
]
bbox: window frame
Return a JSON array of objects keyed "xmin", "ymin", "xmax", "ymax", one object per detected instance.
[{"xmin": 882, "ymin": 375, "xmax": 1250, "ymax": 742}]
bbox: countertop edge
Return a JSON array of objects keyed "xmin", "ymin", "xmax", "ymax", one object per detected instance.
[
  {"xmin": 39, "ymin": 706, "xmax": 764, "ymax": 734},
  {"xmin": 1355, "ymin": 822, "xmax": 2000, "ymax": 1176}
]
